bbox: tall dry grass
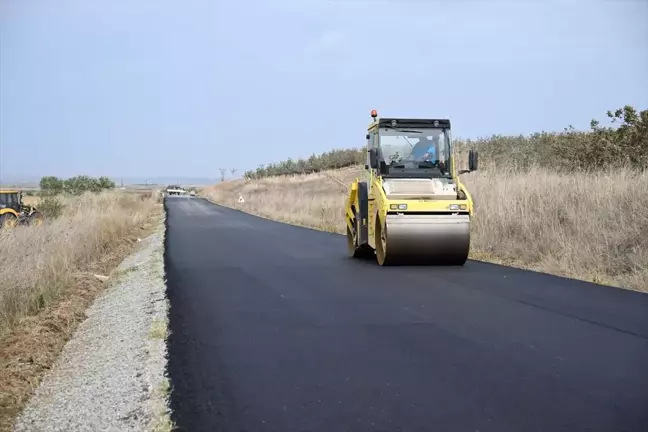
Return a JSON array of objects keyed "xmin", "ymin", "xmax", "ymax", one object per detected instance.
[
  {"xmin": 463, "ymin": 167, "xmax": 648, "ymax": 290},
  {"xmin": 202, "ymin": 166, "xmax": 648, "ymax": 293},
  {"xmin": 0, "ymin": 190, "xmax": 161, "ymax": 334},
  {"xmin": 20, "ymin": 196, "xmax": 39, "ymax": 207}
]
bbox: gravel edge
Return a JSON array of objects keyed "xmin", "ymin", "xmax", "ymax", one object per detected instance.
[{"xmin": 13, "ymin": 213, "xmax": 174, "ymax": 432}]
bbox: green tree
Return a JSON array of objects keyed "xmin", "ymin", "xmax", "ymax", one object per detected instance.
[
  {"xmin": 39, "ymin": 176, "xmax": 64, "ymax": 196},
  {"xmin": 38, "ymin": 174, "xmax": 118, "ymax": 196},
  {"xmin": 97, "ymin": 176, "xmax": 115, "ymax": 190}
]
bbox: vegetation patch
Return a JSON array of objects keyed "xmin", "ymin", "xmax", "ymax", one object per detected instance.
[
  {"xmin": 149, "ymin": 319, "xmax": 168, "ymax": 340},
  {"xmin": 0, "ymin": 189, "xmax": 162, "ymax": 432}
]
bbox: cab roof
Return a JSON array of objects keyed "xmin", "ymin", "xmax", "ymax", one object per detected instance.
[
  {"xmin": 369, "ymin": 117, "xmax": 451, "ymax": 131},
  {"xmin": 0, "ymin": 189, "xmax": 20, "ymax": 194}
]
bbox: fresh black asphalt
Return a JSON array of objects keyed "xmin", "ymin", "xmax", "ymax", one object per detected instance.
[{"xmin": 164, "ymin": 196, "xmax": 648, "ymax": 432}]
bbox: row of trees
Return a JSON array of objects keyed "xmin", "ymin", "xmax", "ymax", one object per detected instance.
[
  {"xmin": 243, "ymin": 105, "xmax": 647, "ymax": 179},
  {"xmin": 244, "ymin": 149, "xmax": 365, "ymax": 180},
  {"xmin": 39, "ymin": 175, "xmax": 115, "ymax": 196}
]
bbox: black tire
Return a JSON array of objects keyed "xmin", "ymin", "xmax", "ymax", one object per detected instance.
[
  {"xmin": 347, "ymin": 214, "xmax": 374, "ymax": 259},
  {"xmin": 28, "ymin": 211, "xmax": 44, "ymax": 226},
  {"xmin": 375, "ymin": 215, "xmax": 389, "ymax": 266},
  {"xmin": 0, "ymin": 213, "xmax": 18, "ymax": 229}
]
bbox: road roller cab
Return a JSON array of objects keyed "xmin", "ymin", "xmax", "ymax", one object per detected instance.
[{"xmin": 345, "ymin": 110, "xmax": 478, "ymax": 265}]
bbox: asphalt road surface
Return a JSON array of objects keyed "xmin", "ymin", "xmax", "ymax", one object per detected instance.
[{"xmin": 164, "ymin": 196, "xmax": 648, "ymax": 432}]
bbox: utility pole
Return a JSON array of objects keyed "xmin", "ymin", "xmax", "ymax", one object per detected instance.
[
  {"xmin": 219, "ymin": 168, "xmax": 227, "ymax": 183},
  {"xmin": 230, "ymin": 168, "xmax": 238, "ymax": 178}
]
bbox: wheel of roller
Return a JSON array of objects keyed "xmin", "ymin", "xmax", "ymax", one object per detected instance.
[
  {"xmin": 346, "ymin": 220, "xmax": 358, "ymax": 258},
  {"xmin": 375, "ymin": 215, "xmax": 390, "ymax": 266},
  {"xmin": 347, "ymin": 213, "xmax": 373, "ymax": 259},
  {"xmin": 375, "ymin": 214, "xmax": 470, "ymax": 267}
]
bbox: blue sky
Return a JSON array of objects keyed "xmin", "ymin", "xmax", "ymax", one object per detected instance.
[{"xmin": 1, "ymin": 0, "xmax": 647, "ymax": 181}]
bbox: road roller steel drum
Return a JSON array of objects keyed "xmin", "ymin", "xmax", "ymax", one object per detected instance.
[{"xmin": 379, "ymin": 213, "xmax": 470, "ymax": 265}]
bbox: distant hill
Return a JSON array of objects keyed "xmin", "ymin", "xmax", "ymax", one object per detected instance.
[
  {"xmin": 115, "ymin": 176, "xmax": 222, "ymax": 186},
  {"xmin": 0, "ymin": 176, "xmax": 224, "ymax": 188}
]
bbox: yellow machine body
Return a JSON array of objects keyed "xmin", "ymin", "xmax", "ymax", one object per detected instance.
[
  {"xmin": 345, "ymin": 112, "xmax": 479, "ymax": 265},
  {"xmin": 0, "ymin": 189, "xmax": 43, "ymax": 229}
]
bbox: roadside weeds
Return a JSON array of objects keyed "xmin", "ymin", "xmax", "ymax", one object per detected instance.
[
  {"xmin": 0, "ymin": 193, "xmax": 166, "ymax": 432},
  {"xmin": 11, "ymin": 213, "xmax": 174, "ymax": 432}
]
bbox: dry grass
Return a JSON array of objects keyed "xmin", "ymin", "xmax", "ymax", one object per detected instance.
[
  {"xmin": 202, "ymin": 166, "xmax": 648, "ymax": 293},
  {"xmin": 0, "ymin": 190, "xmax": 162, "ymax": 431},
  {"xmin": 20, "ymin": 196, "xmax": 39, "ymax": 207}
]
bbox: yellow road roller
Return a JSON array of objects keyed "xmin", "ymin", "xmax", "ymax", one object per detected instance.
[{"xmin": 345, "ymin": 110, "xmax": 479, "ymax": 265}]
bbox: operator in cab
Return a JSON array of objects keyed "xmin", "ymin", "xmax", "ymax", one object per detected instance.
[{"xmin": 410, "ymin": 136, "xmax": 438, "ymax": 161}]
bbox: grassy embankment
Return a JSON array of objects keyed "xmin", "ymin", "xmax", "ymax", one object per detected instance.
[
  {"xmin": 0, "ymin": 189, "xmax": 163, "ymax": 431},
  {"xmin": 202, "ymin": 106, "xmax": 648, "ymax": 293}
]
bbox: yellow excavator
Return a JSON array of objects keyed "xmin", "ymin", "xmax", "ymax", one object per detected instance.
[{"xmin": 345, "ymin": 110, "xmax": 478, "ymax": 265}]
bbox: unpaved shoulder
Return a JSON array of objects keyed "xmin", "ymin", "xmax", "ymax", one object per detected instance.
[{"xmin": 13, "ymin": 217, "xmax": 173, "ymax": 432}]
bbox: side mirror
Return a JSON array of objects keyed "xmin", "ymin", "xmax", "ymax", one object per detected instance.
[
  {"xmin": 368, "ymin": 148, "xmax": 379, "ymax": 169},
  {"xmin": 468, "ymin": 149, "xmax": 479, "ymax": 171}
]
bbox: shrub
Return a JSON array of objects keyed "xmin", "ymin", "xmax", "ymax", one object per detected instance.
[
  {"xmin": 37, "ymin": 196, "xmax": 64, "ymax": 219},
  {"xmin": 39, "ymin": 175, "xmax": 115, "ymax": 196}
]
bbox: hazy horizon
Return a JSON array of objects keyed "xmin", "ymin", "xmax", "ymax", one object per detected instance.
[
  {"xmin": 0, "ymin": 174, "xmax": 220, "ymax": 187},
  {"xmin": 1, "ymin": 0, "xmax": 647, "ymax": 182}
]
